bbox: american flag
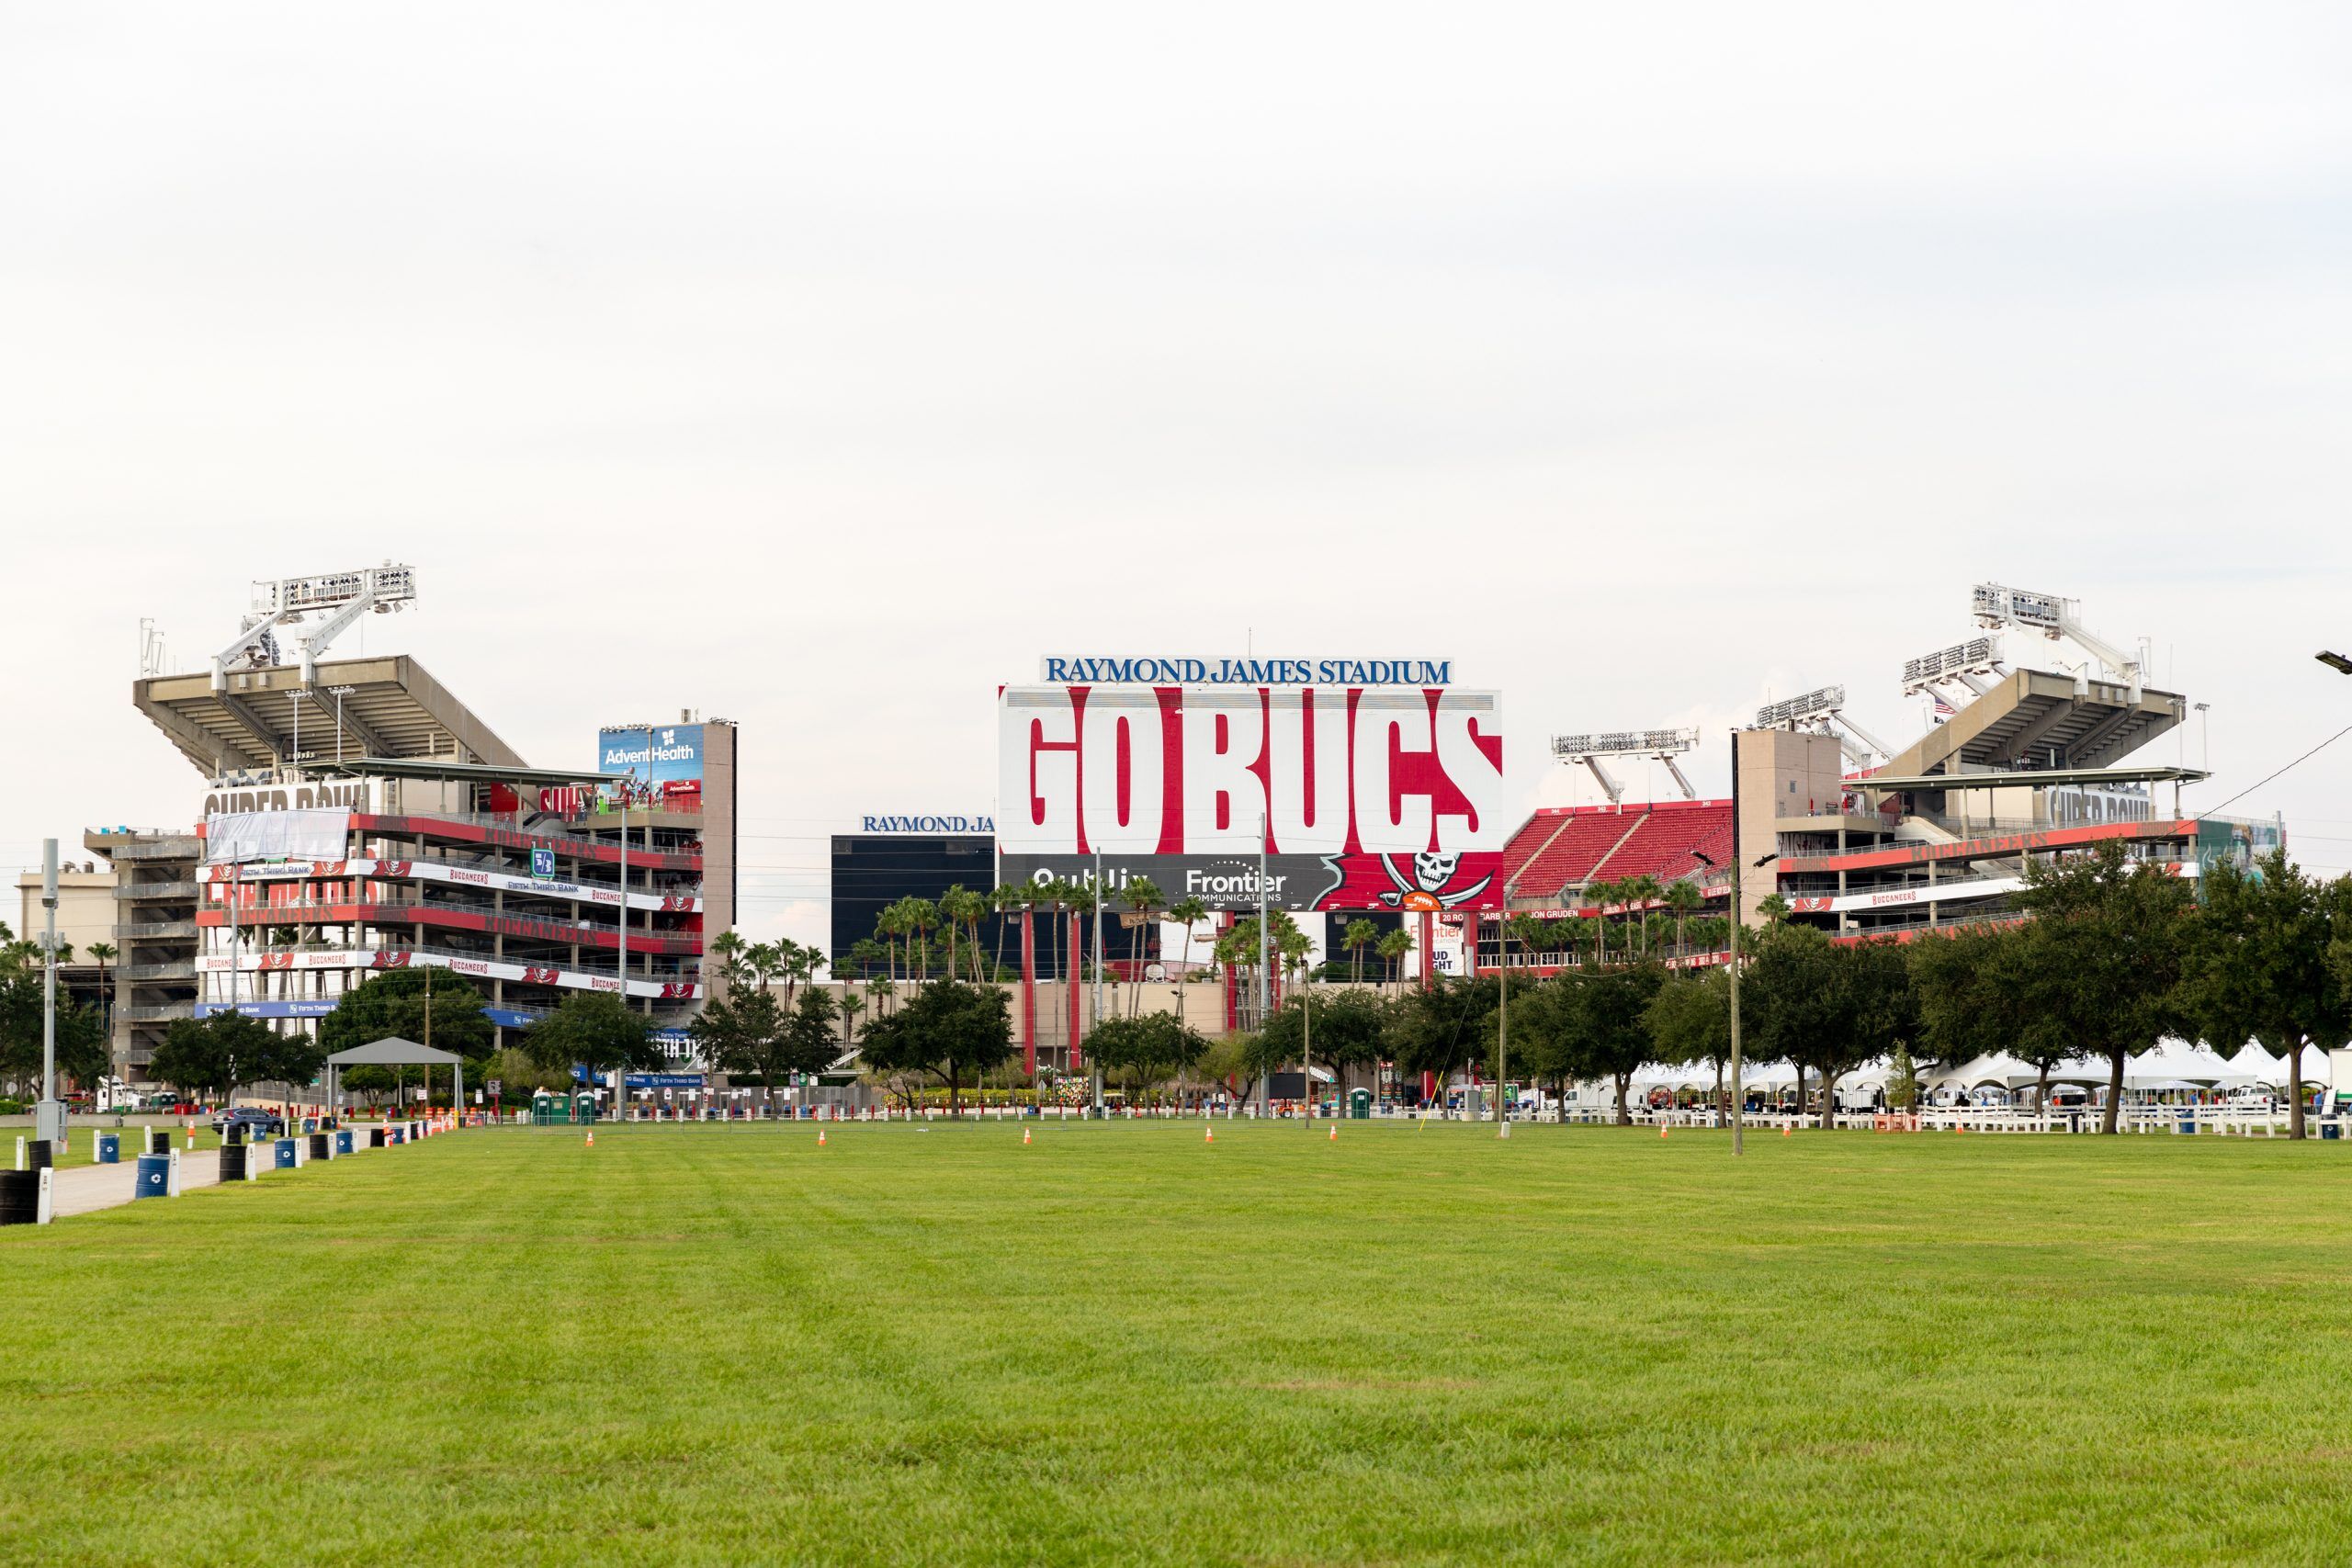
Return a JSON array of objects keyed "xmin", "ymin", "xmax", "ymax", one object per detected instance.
[{"xmin": 1930, "ymin": 692, "xmax": 1957, "ymax": 722}]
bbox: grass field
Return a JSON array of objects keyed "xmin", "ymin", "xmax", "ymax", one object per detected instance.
[{"xmin": 5, "ymin": 1121, "xmax": 2352, "ymax": 1565}]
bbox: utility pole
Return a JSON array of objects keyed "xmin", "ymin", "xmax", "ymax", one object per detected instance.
[
  {"xmin": 1091, "ymin": 846, "xmax": 1104, "ymax": 1116},
  {"xmin": 36, "ymin": 840, "xmax": 63, "ymax": 1144},
  {"xmin": 1257, "ymin": 813, "xmax": 1270, "ymax": 1114},
  {"xmin": 616, "ymin": 773, "xmax": 629, "ymax": 1116},
  {"xmin": 1495, "ymin": 868, "xmax": 1522, "ymax": 1138}
]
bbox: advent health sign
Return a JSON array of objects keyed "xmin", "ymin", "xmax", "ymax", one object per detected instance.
[{"xmin": 997, "ymin": 679, "xmax": 1508, "ymax": 912}]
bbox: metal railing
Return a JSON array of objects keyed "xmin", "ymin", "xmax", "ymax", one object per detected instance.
[
  {"xmin": 116, "ymin": 920, "xmax": 197, "ymax": 940},
  {"xmin": 115, "ymin": 881, "xmax": 198, "ymax": 901}
]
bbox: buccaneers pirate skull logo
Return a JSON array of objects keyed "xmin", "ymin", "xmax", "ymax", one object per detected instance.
[{"xmin": 1376, "ymin": 850, "xmax": 1492, "ymax": 911}]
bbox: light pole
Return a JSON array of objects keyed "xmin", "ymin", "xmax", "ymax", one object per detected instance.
[
  {"xmin": 1693, "ymin": 838, "xmax": 1777, "ymax": 1156},
  {"xmin": 1494, "ymin": 867, "xmax": 1522, "ymax": 1138},
  {"xmin": 288, "ymin": 687, "xmax": 303, "ymax": 775},
  {"xmin": 1257, "ymin": 812, "xmax": 1270, "ymax": 1115},
  {"xmin": 36, "ymin": 840, "xmax": 63, "ymax": 1145},
  {"xmin": 615, "ymin": 768, "xmax": 633, "ymax": 1114},
  {"xmin": 1091, "ymin": 846, "xmax": 1105, "ymax": 1116},
  {"xmin": 327, "ymin": 684, "xmax": 356, "ymax": 764}
]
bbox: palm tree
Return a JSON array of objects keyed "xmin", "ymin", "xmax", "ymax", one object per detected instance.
[
  {"xmin": 874, "ymin": 902, "xmax": 906, "ymax": 987},
  {"xmin": 988, "ymin": 885, "xmax": 1016, "ymax": 979},
  {"xmin": 936, "ymin": 885, "xmax": 968, "ymax": 979},
  {"xmin": 902, "ymin": 897, "xmax": 939, "ymax": 984},
  {"xmin": 86, "ymin": 941, "xmax": 116, "ymax": 1033},
  {"xmin": 1375, "ymin": 927, "xmax": 1413, "ymax": 993},
  {"xmin": 1618, "ymin": 875, "xmax": 1662, "ymax": 953},
  {"xmin": 1167, "ymin": 897, "xmax": 1206, "ymax": 1021},
  {"xmin": 1663, "ymin": 880, "xmax": 1703, "ymax": 955},
  {"xmin": 1584, "ymin": 879, "xmax": 1616, "ymax": 965},
  {"xmin": 1341, "ymin": 919, "xmax": 1377, "ymax": 984},
  {"xmin": 1064, "ymin": 880, "xmax": 1096, "ymax": 993},
  {"xmin": 1120, "ymin": 875, "xmax": 1164, "ymax": 1016}
]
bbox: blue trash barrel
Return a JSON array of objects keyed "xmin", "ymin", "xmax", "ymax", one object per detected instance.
[
  {"xmin": 274, "ymin": 1137, "xmax": 298, "ymax": 1170},
  {"xmin": 334, "ymin": 1129, "xmax": 355, "ymax": 1156},
  {"xmin": 134, "ymin": 1154, "xmax": 170, "ymax": 1198},
  {"xmin": 96, "ymin": 1134, "xmax": 120, "ymax": 1165}
]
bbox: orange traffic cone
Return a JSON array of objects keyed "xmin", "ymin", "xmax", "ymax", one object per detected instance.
[
  {"xmin": 1329, "ymin": 1125, "xmax": 1338, "ymax": 1142},
  {"xmin": 1781, "ymin": 1122, "xmax": 1791, "ymax": 1138},
  {"xmin": 1204, "ymin": 1125, "xmax": 1215, "ymax": 1144},
  {"xmin": 1023, "ymin": 1126, "xmax": 1032, "ymax": 1145},
  {"xmin": 1660, "ymin": 1124, "xmax": 1669, "ymax": 1140},
  {"xmin": 585, "ymin": 1131, "xmax": 594, "ymax": 1147},
  {"xmin": 818, "ymin": 1128, "xmax": 828, "ymax": 1146}
]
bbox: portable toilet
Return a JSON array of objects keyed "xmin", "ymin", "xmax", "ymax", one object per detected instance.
[{"xmin": 1349, "ymin": 1088, "xmax": 1372, "ymax": 1121}]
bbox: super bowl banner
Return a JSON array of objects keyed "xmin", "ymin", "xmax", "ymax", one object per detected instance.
[
  {"xmin": 198, "ymin": 857, "xmax": 701, "ymax": 913},
  {"xmin": 997, "ymin": 684, "xmax": 1508, "ymax": 911},
  {"xmin": 198, "ymin": 947, "xmax": 699, "ymax": 1000}
]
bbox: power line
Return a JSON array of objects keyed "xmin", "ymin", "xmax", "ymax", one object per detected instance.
[{"xmin": 2206, "ymin": 722, "xmax": 2352, "ymax": 817}]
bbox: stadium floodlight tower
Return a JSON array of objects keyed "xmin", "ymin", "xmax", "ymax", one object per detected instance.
[
  {"xmin": 211, "ymin": 562, "xmax": 418, "ymax": 692},
  {"xmin": 1552, "ymin": 728, "xmax": 1702, "ymax": 804},
  {"xmin": 1972, "ymin": 582, "xmax": 2146, "ymax": 703},
  {"xmin": 1900, "ymin": 635, "xmax": 2007, "ymax": 701},
  {"xmin": 1751, "ymin": 686, "xmax": 1896, "ymax": 771}
]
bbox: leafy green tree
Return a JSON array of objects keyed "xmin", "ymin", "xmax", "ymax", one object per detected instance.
[
  {"xmin": 2184, "ymin": 849, "xmax": 2348, "ymax": 1139},
  {"xmin": 320, "ymin": 968, "xmax": 494, "ymax": 1062},
  {"xmin": 1549, "ymin": 961, "xmax": 1667, "ymax": 1123},
  {"xmin": 1341, "ymin": 919, "xmax": 1379, "ymax": 984},
  {"xmin": 1887, "ymin": 1041, "xmax": 1922, "ymax": 1111},
  {"xmin": 856, "ymin": 978, "xmax": 1015, "ymax": 1113},
  {"xmin": 1383, "ymin": 974, "xmax": 1498, "ymax": 1106},
  {"xmin": 151, "ymin": 1010, "xmax": 317, "ymax": 1103},
  {"xmin": 1644, "ymin": 967, "xmax": 1731, "ymax": 1110},
  {"xmin": 2015, "ymin": 840, "xmax": 2198, "ymax": 1134},
  {"xmin": 1085, "ymin": 1011, "xmax": 1208, "ymax": 1102},
  {"xmin": 0, "ymin": 969, "xmax": 107, "ymax": 1094},
  {"xmin": 1261, "ymin": 987, "xmax": 1387, "ymax": 1105},
  {"xmin": 523, "ymin": 993, "xmax": 666, "ymax": 1100},
  {"xmin": 1910, "ymin": 922, "xmax": 2070, "ymax": 1106},
  {"xmin": 1742, "ymin": 925, "xmax": 1915, "ymax": 1128}
]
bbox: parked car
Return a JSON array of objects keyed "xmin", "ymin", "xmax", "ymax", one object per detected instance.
[{"xmin": 210, "ymin": 1107, "xmax": 284, "ymax": 1137}]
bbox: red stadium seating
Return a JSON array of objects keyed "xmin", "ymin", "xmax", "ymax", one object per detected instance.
[{"xmin": 1498, "ymin": 800, "xmax": 1733, "ymax": 903}]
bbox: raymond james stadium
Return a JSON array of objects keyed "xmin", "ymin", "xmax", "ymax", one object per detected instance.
[
  {"xmin": 8, "ymin": 562, "xmax": 2349, "ymax": 1568},
  {"xmin": 32, "ymin": 566, "xmax": 2285, "ymax": 1119}
]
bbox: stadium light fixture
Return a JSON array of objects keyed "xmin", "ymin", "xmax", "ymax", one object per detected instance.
[
  {"xmin": 1553, "ymin": 727, "xmax": 1702, "ymax": 803},
  {"xmin": 1973, "ymin": 581, "xmax": 2143, "ymax": 700},
  {"xmin": 2318, "ymin": 651, "xmax": 2352, "ymax": 675},
  {"xmin": 213, "ymin": 561, "xmax": 418, "ymax": 692},
  {"xmin": 1900, "ymin": 636, "xmax": 2005, "ymax": 699},
  {"xmin": 1752, "ymin": 686, "xmax": 1897, "ymax": 770}
]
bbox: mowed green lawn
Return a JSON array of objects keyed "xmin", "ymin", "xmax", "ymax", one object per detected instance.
[{"xmin": 5, "ymin": 1121, "xmax": 2352, "ymax": 1566}]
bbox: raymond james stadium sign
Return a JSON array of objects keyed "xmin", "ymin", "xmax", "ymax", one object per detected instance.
[
  {"xmin": 861, "ymin": 815, "xmax": 995, "ymax": 833},
  {"xmin": 1036, "ymin": 657, "xmax": 1453, "ymax": 686}
]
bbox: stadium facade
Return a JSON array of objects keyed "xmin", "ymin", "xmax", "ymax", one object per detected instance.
[
  {"xmin": 1477, "ymin": 585, "xmax": 2280, "ymax": 974},
  {"xmin": 87, "ymin": 570, "xmax": 734, "ymax": 1083}
]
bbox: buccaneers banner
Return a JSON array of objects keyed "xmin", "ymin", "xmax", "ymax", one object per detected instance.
[{"xmin": 997, "ymin": 684, "xmax": 1509, "ymax": 912}]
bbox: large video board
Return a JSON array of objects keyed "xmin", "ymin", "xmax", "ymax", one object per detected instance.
[{"xmin": 997, "ymin": 684, "xmax": 1508, "ymax": 912}]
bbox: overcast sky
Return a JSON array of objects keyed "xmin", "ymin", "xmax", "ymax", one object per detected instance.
[{"xmin": 6, "ymin": 3, "xmax": 2351, "ymax": 955}]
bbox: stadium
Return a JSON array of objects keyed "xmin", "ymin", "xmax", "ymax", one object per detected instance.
[
  {"xmin": 1487, "ymin": 582, "xmax": 2272, "ymax": 971},
  {"xmin": 84, "ymin": 565, "xmax": 736, "ymax": 1089}
]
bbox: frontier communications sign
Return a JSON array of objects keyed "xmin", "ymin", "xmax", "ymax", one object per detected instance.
[{"xmin": 997, "ymin": 682, "xmax": 1507, "ymax": 912}]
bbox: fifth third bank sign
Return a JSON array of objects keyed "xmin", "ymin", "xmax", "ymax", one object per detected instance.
[{"xmin": 996, "ymin": 681, "xmax": 1508, "ymax": 912}]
